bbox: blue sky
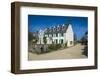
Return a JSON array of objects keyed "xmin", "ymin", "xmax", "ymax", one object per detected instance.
[{"xmin": 28, "ymin": 15, "xmax": 88, "ymax": 40}]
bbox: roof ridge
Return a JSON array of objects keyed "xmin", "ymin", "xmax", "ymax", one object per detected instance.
[{"xmin": 44, "ymin": 24, "xmax": 70, "ymax": 34}]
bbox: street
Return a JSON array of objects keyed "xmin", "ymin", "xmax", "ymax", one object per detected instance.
[{"xmin": 28, "ymin": 43, "xmax": 87, "ymax": 60}]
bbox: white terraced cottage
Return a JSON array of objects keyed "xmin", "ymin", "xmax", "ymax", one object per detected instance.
[{"xmin": 37, "ymin": 24, "xmax": 74, "ymax": 47}]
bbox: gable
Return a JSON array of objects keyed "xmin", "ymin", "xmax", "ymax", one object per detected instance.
[{"xmin": 66, "ymin": 24, "xmax": 73, "ymax": 34}]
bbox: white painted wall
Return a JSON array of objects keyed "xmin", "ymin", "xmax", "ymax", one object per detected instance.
[
  {"xmin": 37, "ymin": 30, "xmax": 44, "ymax": 44},
  {"xmin": 44, "ymin": 24, "xmax": 74, "ymax": 45},
  {"xmin": 66, "ymin": 24, "xmax": 74, "ymax": 46},
  {"xmin": 52, "ymin": 34, "xmax": 64, "ymax": 44}
]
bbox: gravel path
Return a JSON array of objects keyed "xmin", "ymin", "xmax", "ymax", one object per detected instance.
[{"xmin": 28, "ymin": 43, "xmax": 87, "ymax": 60}]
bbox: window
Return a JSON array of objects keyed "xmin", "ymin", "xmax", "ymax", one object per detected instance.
[
  {"xmin": 49, "ymin": 34, "xmax": 52, "ymax": 37},
  {"xmin": 70, "ymin": 41, "xmax": 73, "ymax": 45},
  {"xmin": 55, "ymin": 39, "xmax": 58, "ymax": 44},
  {"xmin": 61, "ymin": 39, "xmax": 63, "ymax": 44},
  {"xmin": 45, "ymin": 34, "xmax": 48, "ymax": 37},
  {"xmin": 56, "ymin": 33, "xmax": 58, "ymax": 37},
  {"xmin": 53, "ymin": 34, "xmax": 56, "ymax": 37},
  {"xmin": 52, "ymin": 34, "xmax": 53, "ymax": 37},
  {"xmin": 61, "ymin": 33, "xmax": 64, "ymax": 37}
]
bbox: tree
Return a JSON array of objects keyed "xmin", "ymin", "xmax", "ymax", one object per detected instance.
[
  {"xmin": 74, "ymin": 33, "xmax": 77, "ymax": 41},
  {"xmin": 43, "ymin": 36, "xmax": 47, "ymax": 44},
  {"xmin": 28, "ymin": 32, "xmax": 34, "ymax": 41},
  {"xmin": 82, "ymin": 31, "xmax": 88, "ymax": 56},
  {"xmin": 32, "ymin": 36, "xmax": 38, "ymax": 48},
  {"xmin": 81, "ymin": 31, "xmax": 88, "ymax": 45},
  {"xmin": 32, "ymin": 38, "xmax": 38, "ymax": 44}
]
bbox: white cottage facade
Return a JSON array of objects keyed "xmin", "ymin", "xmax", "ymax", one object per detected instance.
[{"xmin": 37, "ymin": 24, "xmax": 74, "ymax": 47}]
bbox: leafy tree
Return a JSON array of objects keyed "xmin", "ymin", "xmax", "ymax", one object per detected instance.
[
  {"xmin": 32, "ymin": 38, "xmax": 38, "ymax": 44},
  {"xmin": 81, "ymin": 31, "xmax": 88, "ymax": 45},
  {"xmin": 28, "ymin": 32, "xmax": 39, "ymax": 46},
  {"xmin": 74, "ymin": 33, "xmax": 77, "ymax": 41},
  {"xmin": 82, "ymin": 31, "xmax": 88, "ymax": 56},
  {"xmin": 28, "ymin": 32, "xmax": 33, "ymax": 41},
  {"xmin": 43, "ymin": 36, "xmax": 47, "ymax": 44}
]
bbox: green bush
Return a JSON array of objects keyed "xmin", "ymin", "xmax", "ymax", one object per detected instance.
[
  {"xmin": 64, "ymin": 42, "xmax": 67, "ymax": 48},
  {"xmin": 56, "ymin": 44, "xmax": 62, "ymax": 49},
  {"xmin": 43, "ymin": 36, "xmax": 47, "ymax": 44},
  {"xmin": 48, "ymin": 44, "xmax": 62, "ymax": 51}
]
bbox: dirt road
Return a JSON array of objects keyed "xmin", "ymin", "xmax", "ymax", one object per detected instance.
[{"xmin": 28, "ymin": 43, "xmax": 87, "ymax": 60}]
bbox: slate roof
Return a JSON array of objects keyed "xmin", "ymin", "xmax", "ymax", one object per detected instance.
[{"xmin": 44, "ymin": 24, "xmax": 69, "ymax": 34}]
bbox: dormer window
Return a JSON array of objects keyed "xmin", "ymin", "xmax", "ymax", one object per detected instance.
[
  {"xmin": 56, "ymin": 33, "xmax": 58, "ymax": 37},
  {"xmin": 51, "ymin": 27, "xmax": 53, "ymax": 32},
  {"xmin": 57, "ymin": 25, "xmax": 60, "ymax": 31},
  {"xmin": 53, "ymin": 26, "xmax": 55, "ymax": 31},
  {"xmin": 62, "ymin": 24, "xmax": 65, "ymax": 29}
]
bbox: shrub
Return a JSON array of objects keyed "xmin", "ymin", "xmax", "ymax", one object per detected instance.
[
  {"xmin": 65, "ymin": 42, "xmax": 67, "ymax": 48},
  {"xmin": 56, "ymin": 44, "xmax": 62, "ymax": 49},
  {"xmin": 43, "ymin": 36, "xmax": 47, "ymax": 44},
  {"xmin": 48, "ymin": 44, "xmax": 62, "ymax": 51}
]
